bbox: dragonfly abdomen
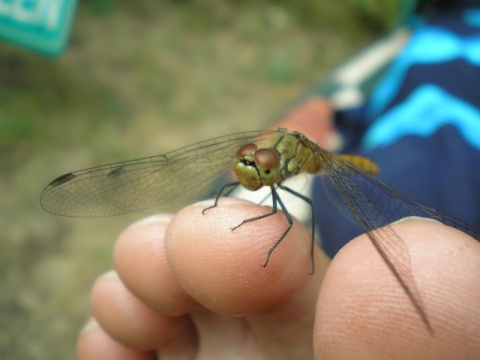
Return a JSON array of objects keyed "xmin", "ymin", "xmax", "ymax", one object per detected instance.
[{"xmin": 339, "ymin": 155, "xmax": 380, "ymax": 175}]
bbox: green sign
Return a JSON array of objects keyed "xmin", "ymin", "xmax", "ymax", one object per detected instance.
[{"xmin": 0, "ymin": 0, "xmax": 78, "ymax": 56}]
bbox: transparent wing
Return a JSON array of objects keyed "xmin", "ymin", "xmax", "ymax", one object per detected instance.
[
  {"xmin": 316, "ymin": 149, "xmax": 480, "ymax": 239},
  {"xmin": 40, "ymin": 130, "xmax": 275, "ymax": 217},
  {"xmin": 313, "ymin": 144, "xmax": 480, "ymax": 330}
]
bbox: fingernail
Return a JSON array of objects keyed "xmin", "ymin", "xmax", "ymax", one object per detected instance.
[
  {"xmin": 80, "ymin": 319, "xmax": 100, "ymax": 334},
  {"xmin": 100, "ymin": 269, "xmax": 118, "ymax": 279}
]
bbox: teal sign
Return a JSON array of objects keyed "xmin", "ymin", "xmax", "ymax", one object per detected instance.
[{"xmin": 0, "ymin": 0, "xmax": 78, "ymax": 56}]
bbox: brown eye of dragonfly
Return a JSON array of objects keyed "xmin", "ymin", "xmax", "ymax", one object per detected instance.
[
  {"xmin": 254, "ymin": 148, "xmax": 278, "ymax": 173},
  {"xmin": 235, "ymin": 143, "xmax": 257, "ymax": 159}
]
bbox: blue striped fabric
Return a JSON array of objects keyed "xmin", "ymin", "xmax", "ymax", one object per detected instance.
[
  {"xmin": 363, "ymin": 85, "xmax": 480, "ymax": 150},
  {"xmin": 314, "ymin": 7, "xmax": 480, "ymax": 257},
  {"xmin": 366, "ymin": 21, "xmax": 480, "ymax": 149}
]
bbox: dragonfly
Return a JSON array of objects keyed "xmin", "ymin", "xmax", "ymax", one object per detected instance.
[{"xmin": 40, "ymin": 128, "xmax": 480, "ymax": 332}]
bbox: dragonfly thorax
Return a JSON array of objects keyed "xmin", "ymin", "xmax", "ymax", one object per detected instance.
[{"xmin": 233, "ymin": 143, "xmax": 281, "ymax": 191}]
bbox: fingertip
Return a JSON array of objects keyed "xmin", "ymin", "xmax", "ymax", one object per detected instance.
[
  {"xmin": 90, "ymin": 270, "xmax": 190, "ymax": 351},
  {"xmin": 113, "ymin": 214, "xmax": 195, "ymax": 316},
  {"xmin": 77, "ymin": 318, "xmax": 153, "ymax": 360},
  {"xmin": 314, "ymin": 218, "xmax": 480, "ymax": 359},
  {"xmin": 165, "ymin": 199, "xmax": 328, "ymax": 315}
]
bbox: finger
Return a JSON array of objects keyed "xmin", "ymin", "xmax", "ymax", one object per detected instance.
[
  {"xmin": 90, "ymin": 270, "xmax": 197, "ymax": 355},
  {"xmin": 113, "ymin": 214, "xmax": 196, "ymax": 316},
  {"xmin": 314, "ymin": 218, "xmax": 480, "ymax": 360},
  {"xmin": 77, "ymin": 318, "xmax": 154, "ymax": 360},
  {"xmin": 166, "ymin": 197, "xmax": 327, "ymax": 314},
  {"xmin": 166, "ymin": 197, "xmax": 330, "ymax": 359}
]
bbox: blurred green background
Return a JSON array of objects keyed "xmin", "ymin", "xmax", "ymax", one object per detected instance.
[{"xmin": 0, "ymin": 0, "xmax": 401, "ymax": 358}]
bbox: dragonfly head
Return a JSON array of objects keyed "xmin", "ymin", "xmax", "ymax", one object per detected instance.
[{"xmin": 233, "ymin": 143, "xmax": 280, "ymax": 191}]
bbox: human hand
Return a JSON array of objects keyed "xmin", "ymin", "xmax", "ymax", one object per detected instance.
[{"xmin": 77, "ymin": 200, "xmax": 480, "ymax": 359}]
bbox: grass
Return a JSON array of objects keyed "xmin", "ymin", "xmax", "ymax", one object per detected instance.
[{"xmin": 0, "ymin": 1, "xmax": 401, "ymax": 358}]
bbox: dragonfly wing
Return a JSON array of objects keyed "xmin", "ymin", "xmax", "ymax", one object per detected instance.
[
  {"xmin": 318, "ymin": 151, "xmax": 480, "ymax": 240},
  {"xmin": 40, "ymin": 131, "xmax": 274, "ymax": 217},
  {"xmin": 319, "ymin": 172, "xmax": 359, "ymax": 225},
  {"xmin": 316, "ymin": 146, "xmax": 480, "ymax": 328}
]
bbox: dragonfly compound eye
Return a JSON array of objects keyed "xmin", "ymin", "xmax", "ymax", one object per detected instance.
[
  {"xmin": 254, "ymin": 148, "xmax": 280, "ymax": 186},
  {"xmin": 254, "ymin": 148, "xmax": 278, "ymax": 170},
  {"xmin": 235, "ymin": 143, "xmax": 257, "ymax": 161}
]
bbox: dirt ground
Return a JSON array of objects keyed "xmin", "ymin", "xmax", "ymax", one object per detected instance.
[{"xmin": 0, "ymin": 1, "xmax": 396, "ymax": 359}]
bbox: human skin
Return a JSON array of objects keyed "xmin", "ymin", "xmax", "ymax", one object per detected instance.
[{"xmin": 77, "ymin": 199, "xmax": 480, "ymax": 360}]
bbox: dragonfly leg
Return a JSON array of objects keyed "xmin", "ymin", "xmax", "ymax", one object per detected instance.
[
  {"xmin": 229, "ymin": 186, "xmax": 292, "ymax": 266},
  {"xmin": 278, "ymin": 184, "xmax": 316, "ymax": 275},
  {"xmin": 230, "ymin": 186, "xmax": 280, "ymax": 231},
  {"xmin": 261, "ymin": 186, "xmax": 293, "ymax": 268},
  {"xmin": 202, "ymin": 182, "xmax": 239, "ymax": 215}
]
